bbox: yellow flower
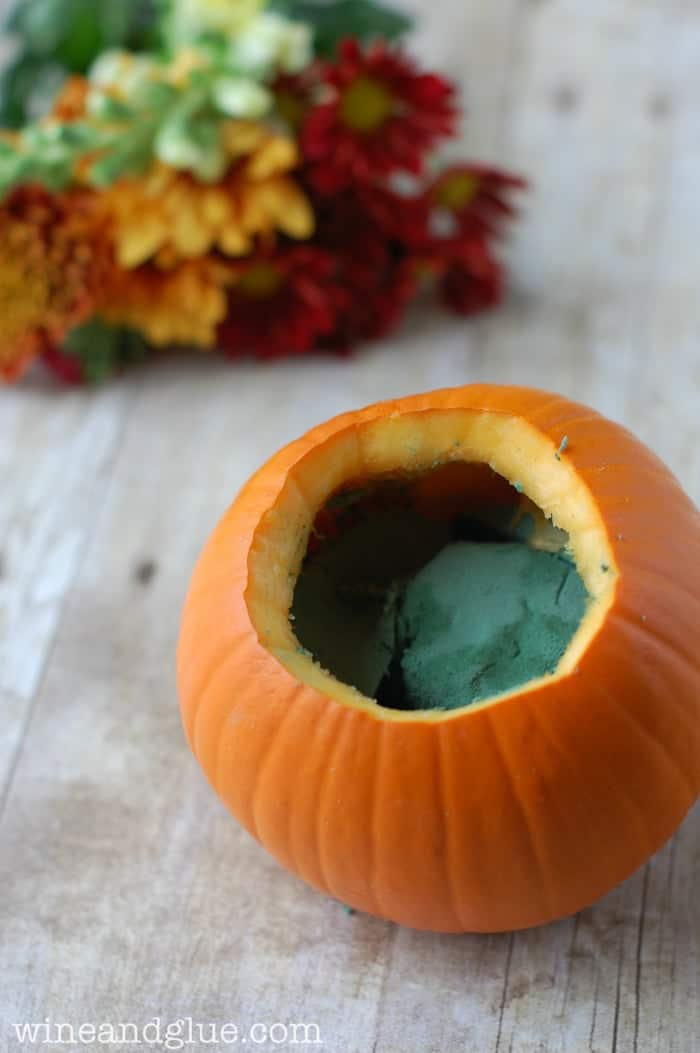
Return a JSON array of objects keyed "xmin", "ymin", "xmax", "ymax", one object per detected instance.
[
  {"xmin": 0, "ymin": 241, "xmax": 49, "ymax": 380},
  {"xmin": 0, "ymin": 187, "xmax": 107, "ymax": 381},
  {"xmin": 100, "ymin": 259, "xmax": 233, "ymax": 348},
  {"xmin": 102, "ymin": 122, "xmax": 314, "ymax": 268}
]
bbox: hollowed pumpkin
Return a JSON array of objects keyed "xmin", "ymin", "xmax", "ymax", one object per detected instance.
[{"xmin": 177, "ymin": 385, "xmax": 700, "ymax": 932}]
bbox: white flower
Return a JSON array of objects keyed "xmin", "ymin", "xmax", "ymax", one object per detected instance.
[
  {"xmin": 169, "ymin": 0, "xmax": 264, "ymax": 44},
  {"xmin": 211, "ymin": 77, "xmax": 272, "ymax": 119},
  {"xmin": 89, "ymin": 51, "xmax": 160, "ymax": 94},
  {"xmin": 155, "ymin": 122, "xmax": 205, "ymax": 170},
  {"xmin": 228, "ymin": 13, "xmax": 313, "ymax": 78},
  {"xmin": 155, "ymin": 121, "xmax": 230, "ymax": 182}
]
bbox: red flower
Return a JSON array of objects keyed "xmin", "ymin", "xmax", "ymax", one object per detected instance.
[
  {"xmin": 218, "ymin": 248, "xmax": 343, "ymax": 360},
  {"xmin": 312, "ymin": 190, "xmax": 415, "ymax": 350},
  {"xmin": 322, "ymin": 254, "xmax": 415, "ymax": 351},
  {"xmin": 302, "ymin": 38, "xmax": 456, "ymax": 193},
  {"xmin": 398, "ymin": 166, "xmax": 525, "ymax": 319},
  {"xmin": 428, "ymin": 165, "xmax": 526, "ymax": 243},
  {"xmin": 273, "ymin": 67, "xmax": 322, "ymax": 133},
  {"xmin": 439, "ymin": 238, "xmax": 504, "ymax": 317},
  {"xmin": 41, "ymin": 340, "xmax": 86, "ymax": 384},
  {"xmin": 359, "ymin": 181, "xmax": 431, "ymax": 248}
]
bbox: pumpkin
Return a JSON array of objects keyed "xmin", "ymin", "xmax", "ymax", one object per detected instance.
[{"xmin": 177, "ymin": 385, "xmax": 700, "ymax": 932}]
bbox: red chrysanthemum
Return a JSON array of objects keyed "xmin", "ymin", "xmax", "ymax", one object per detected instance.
[
  {"xmin": 312, "ymin": 190, "xmax": 416, "ymax": 351},
  {"xmin": 439, "ymin": 238, "xmax": 504, "ymax": 317},
  {"xmin": 218, "ymin": 247, "xmax": 343, "ymax": 360},
  {"xmin": 397, "ymin": 166, "xmax": 525, "ymax": 319},
  {"xmin": 428, "ymin": 165, "xmax": 526, "ymax": 244},
  {"xmin": 358, "ymin": 181, "xmax": 432, "ymax": 248},
  {"xmin": 273, "ymin": 66, "xmax": 323, "ymax": 133},
  {"xmin": 302, "ymin": 38, "xmax": 456, "ymax": 193},
  {"xmin": 41, "ymin": 340, "xmax": 86, "ymax": 384},
  {"xmin": 321, "ymin": 253, "xmax": 415, "ymax": 352}
]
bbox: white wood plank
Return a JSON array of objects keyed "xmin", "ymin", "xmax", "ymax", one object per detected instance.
[
  {"xmin": 0, "ymin": 384, "xmax": 127, "ymax": 698},
  {"xmin": 625, "ymin": 9, "xmax": 700, "ymax": 505},
  {"xmin": 0, "ymin": 689, "xmax": 26, "ymax": 804},
  {"xmin": 0, "ymin": 383, "xmax": 128, "ymax": 801},
  {"xmin": 615, "ymin": 12, "xmax": 700, "ymax": 1052}
]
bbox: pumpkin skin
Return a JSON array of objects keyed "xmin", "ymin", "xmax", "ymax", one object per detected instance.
[{"xmin": 177, "ymin": 385, "xmax": 700, "ymax": 933}]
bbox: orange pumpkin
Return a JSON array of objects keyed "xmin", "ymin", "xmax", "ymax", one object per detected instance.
[{"xmin": 177, "ymin": 385, "xmax": 700, "ymax": 932}]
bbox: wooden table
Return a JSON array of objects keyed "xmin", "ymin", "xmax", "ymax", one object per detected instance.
[{"xmin": 1, "ymin": 1, "xmax": 699, "ymax": 1050}]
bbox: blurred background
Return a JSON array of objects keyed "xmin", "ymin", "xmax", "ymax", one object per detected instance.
[{"xmin": 1, "ymin": 2, "xmax": 698, "ymax": 1052}]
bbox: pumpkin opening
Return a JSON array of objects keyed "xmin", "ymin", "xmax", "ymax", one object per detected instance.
[
  {"xmin": 246, "ymin": 407, "xmax": 618, "ymax": 720},
  {"xmin": 291, "ymin": 463, "xmax": 590, "ymax": 711}
]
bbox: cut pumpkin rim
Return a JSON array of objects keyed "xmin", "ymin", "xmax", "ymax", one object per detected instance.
[{"xmin": 246, "ymin": 405, "xmax": 619, "ymax": 722}]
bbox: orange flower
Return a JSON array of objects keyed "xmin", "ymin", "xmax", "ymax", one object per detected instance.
[
  {"xmin": 100, "ymin": 259, "xmax": 234, "ymax": 347},
  {"xmin": 52, "ymin": 76, "xmax": 90, "ymax": 121},
  {"xmin": 0, "ymin": 187, "xmax": 108, "ymax": 381},
  {"xmin": 100, "ymin": 123, "xmax": 313, "ymax": 268}
]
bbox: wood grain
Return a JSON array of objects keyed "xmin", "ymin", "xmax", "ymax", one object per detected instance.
[{"xmin": 1, "ymin": 1, "xmax": 699, "ymax": 1051}]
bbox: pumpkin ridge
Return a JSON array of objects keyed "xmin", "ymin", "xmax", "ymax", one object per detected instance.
[
  {"xmin": 612, "ymin": 598, "xmax": 700, "ymax": 674},
  {"xmin": 249, "ymin": 691, "xmax": 302, "ymax": 846},
  {"xmin": 369, "ymin": 720, "xmax": 388, "ymax": 919},
  {"xmin": 485, "ymin": 709, "xmax": 553, "ymax": 923},
  {"xmin": 594, "ymin": 680, "xmax": 696, "ymax": 807},
  {"xmin": 360, "ymin": 717, "xmax": 386, "ymax": 919},
  {"xmin": 436, "ymin": 723, "xmax": 465, "ymax": 931},
  {"xmin": 314, "ymin": 706, "xmax": 352, "ymax": 900},
  {"xmin": 612, "ymin": 601, "xmax": 700, "ymax": 669},
  {"xmin": 586, "ymin": 691, "xmax": 691, "ymax": 862},
  {"xmin": 191, "ymin": 642, "xmax": 247, "ymax": 758}
]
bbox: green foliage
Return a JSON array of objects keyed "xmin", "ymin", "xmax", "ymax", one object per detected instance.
[
  {"xmin": 0, "ymin": 0, "xmax": 414, "ymax": 196},
  {"xmin": 0, "ymin": 107, "xmax": 157, "ymax": 197},
  {"xmin": 0, "ymin": 49, "xmax": 265, "ymax": 197},
  {"xmin": 270, "ymin": 0, "xmax": 413, "ymax": 57},
  {"xmin": 62, "ymin": 319, "xmax": 149, "ymax": 383},
  {"xmin": 0, "ymin": 0, "xmax": 162, "ymax": 127}
]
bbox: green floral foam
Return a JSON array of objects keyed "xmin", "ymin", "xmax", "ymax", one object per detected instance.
[
  {"xmin": 292, "ymin": 509, "xmax": 589, "ymax": 712},
  {"xmin": 392, "ymin": 542, "xmax": 588, "ymax": 710}
]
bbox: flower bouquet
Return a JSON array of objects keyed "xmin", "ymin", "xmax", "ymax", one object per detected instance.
[{"xmin": 0, "ymin": 0, "xmax": 524, "ymax": 383}]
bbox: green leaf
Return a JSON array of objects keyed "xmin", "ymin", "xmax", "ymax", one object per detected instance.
[
  {"xmin": 87, "ymin": 132, "xmax": 154, "ymax": 186},
  {"xmin": 177, "ymin": 116, "xmax": 229, "ymax": 182},
  {"xmin": 127, "ymin": 79, "xmax": 178, "ymax": 112},
  {"xmin": 63, "ymin": 318, "xmax": 149, "ymax": 383},
  {"xmin": 0, "ymin": 154, "xmax": 32, "ymax": 197},
  {"xmin": 56, "ymin": 121, "xmax": 101, "ymax": 147},
  {"xmin": 55, "ymin": 4, "xmax": 104, "ymax": 71},
  {"xmin": 270, "ymin": 0, "xmax": 413, "ymax": 57},
  {"xmin": 0, "ymin": 0, "xmax": 163, "ymax": 126},
  {"xmin": 0, "ymin": 56, "xmax": 61, "ymax": 127},
  {"xmin": 31, "ymin": 158, "xmax": 76, "ymax": 191},
  {"xmin": 20, "ymin": 0, "xmax": 66, "ymax": 53},
  {"xmin": 86, "ymin": 94, "xmax": 133, "ymax": 122},
  {"xmin": 3, "ymin": 1, "xmax": 25, "ymax": 34},
  {"xmin": 155, "ymin": 117, "xmax": 207, "ymax": 170}
]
